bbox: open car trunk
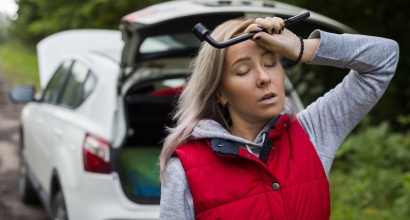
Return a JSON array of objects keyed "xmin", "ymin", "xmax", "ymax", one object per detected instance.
[{"xmin": 118, "ymin": 75, "xmax": 186, "ymax": 204}]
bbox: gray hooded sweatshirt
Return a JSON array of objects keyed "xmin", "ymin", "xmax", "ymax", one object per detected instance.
[{"xmin": 159, "ymin": 30, "xmax": 399, "ymax": 219}]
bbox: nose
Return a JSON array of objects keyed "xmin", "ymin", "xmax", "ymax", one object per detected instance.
[{"xmin": 256, "ymin": 67, "xmax": 271, "ymax": 87}]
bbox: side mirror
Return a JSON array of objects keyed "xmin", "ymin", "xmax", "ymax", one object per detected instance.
[{"xmin": 9, "ymin": 85, "xmax": 36, "ymax": 104}]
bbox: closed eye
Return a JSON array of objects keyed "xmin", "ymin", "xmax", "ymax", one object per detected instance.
[
  {"xmin": 236, "ymin": 65, "xmax": 251, "ymax": 76},
  {"xmin": 264, "ymin": 62, "xmax": 276, "ymax": 68},
  {"xmin": 263, "ymin": 56, "xmax": 277, "ymax": 68},
  {"xmin": 237, "ymin": 70, "xmax": 250, "ymax": 76}
]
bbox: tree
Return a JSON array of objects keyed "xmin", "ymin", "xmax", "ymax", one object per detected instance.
[
  {"xmin": 0, "ymin": 12, "xmax": 13, "ymax": 44},
  {"xmin": 12, "ymin": 0, "xmax": 168, "ymax": 45},
  {"xmin": 282, "ymin": 0, "xmax": 410, "ymax": 130}
]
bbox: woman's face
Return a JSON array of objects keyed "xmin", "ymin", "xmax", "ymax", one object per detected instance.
[{"xmin": 219, "ymin": 39, "xmax": 285, "ymax": 126}]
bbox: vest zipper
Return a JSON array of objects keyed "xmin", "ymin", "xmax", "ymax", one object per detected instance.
[{"xmin": 258, "ymin": 116, "xmax": 280, "ymax": 163}]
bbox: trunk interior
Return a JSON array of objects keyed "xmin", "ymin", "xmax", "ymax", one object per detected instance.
[{"xmin": 117, "ymin": 76, "xmax": 186, "ymax": 204}]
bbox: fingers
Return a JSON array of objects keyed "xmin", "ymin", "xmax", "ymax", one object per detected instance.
[
  {"xmin": 254, "ymin": 17, "xmax": 284, "ymax": 35},
  {"xmin": 242, "ymin": 16, "xmax": 299, "ymax": 59},
  {"xmin": 252, "ymin": 28, "xmax": 301, "ymax": 60},
  {"xmin": 243, "ymin": 23, "xmax": 264, "ymax": 34},
  {"xmin": 244, "ymin": 16, "xmax": 285, "ymax": 35}
]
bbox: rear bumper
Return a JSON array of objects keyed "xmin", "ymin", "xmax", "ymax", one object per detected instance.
[{"xmin": 64, "ymin": 172, "xmax": 159, "ymax": 220}]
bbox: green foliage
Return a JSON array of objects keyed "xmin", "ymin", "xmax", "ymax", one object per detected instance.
[
  {"xmin": 0, "ymin": 41, "xmax": 39, "ymax": 89},
  {"xmin": 11, "ymin": 0, "xmax": 169, "ymax": 45},
  {"xmin": 282, "ymin": 0, "xmax": 410, "ymax": 130},
  {"xmin": 0, "ymin": 13, "xmax": 13, "ymax": 44},
  {"xmin": 287, "ymin": 64, "xmax": 344, "ymax": 105},
  {"xmin": 329, "ymin": 117, "xmax": 410, "ymax": 219}
]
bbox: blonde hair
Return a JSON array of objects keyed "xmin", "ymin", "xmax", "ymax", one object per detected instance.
[{"xmin": 159, "ymin": 18, "xmax": 255, "ymax": 181}]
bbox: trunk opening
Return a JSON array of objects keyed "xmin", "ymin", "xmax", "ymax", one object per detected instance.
[{"xmin": 117, "ymin": 76, "xmax": 185, "ymax": 204}]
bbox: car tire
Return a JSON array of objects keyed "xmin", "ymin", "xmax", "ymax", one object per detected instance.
[
  {"xmin": 18, "ymin": 131, "xmax": 40, "ymax": 205},
  {"xmin": 52, "ymin": 191, "xmax": 68, "ymax": 220},
  {"xmin": 19, "ymin": 152, "xmax": 39, "ymax": 204}
]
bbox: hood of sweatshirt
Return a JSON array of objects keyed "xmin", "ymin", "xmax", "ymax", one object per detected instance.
[{"xmin": 190, "ymin": 116, "xmax": 281, "ymax": 153}]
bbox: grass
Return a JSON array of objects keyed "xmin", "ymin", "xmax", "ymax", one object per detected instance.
[{"xmin": 0, "ymin": 41, "xmax": 40, "ymax": 90}]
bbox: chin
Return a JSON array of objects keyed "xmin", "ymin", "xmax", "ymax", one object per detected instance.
[{"xmin": 260, "ymin": 110, "xmax": 282, "ymax": 121}]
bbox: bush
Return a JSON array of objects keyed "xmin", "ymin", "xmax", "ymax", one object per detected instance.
[
  {"xmin": 329, "ymin": 117, "xmax": 410, "ymax": 219},
  {"xmin": 0, "ymin": 41, "xmax": 39, "ymax": 89}
]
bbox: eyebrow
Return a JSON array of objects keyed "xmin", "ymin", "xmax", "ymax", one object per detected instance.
[
  {"xmin": 231, "ymin": 57, "xmax": 251, "ymax": 68},
  {"xmin": 230, "ymin": 51, "xmax": 274, "ymax": 68}
]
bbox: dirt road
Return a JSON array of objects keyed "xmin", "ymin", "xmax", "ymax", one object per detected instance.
[{"xmin": 0, "ymin": 70, "xmax": 48, "ymax": 219}]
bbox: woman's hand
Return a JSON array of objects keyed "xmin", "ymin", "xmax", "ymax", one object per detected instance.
[{"xmin": 244, "ymin": 17, "xmax": 320, "ymax": 63}]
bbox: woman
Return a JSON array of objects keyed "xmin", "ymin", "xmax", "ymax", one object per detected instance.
[{"xmin": 159, "ymin": 16, "xmax": 399, "ymax": 219}]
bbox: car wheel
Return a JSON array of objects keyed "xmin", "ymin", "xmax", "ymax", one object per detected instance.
[
  {"xmin": 19, "ymin": 155, "xmax": 39, "ymax": 204},
  {"xmin": 19, "ymin": 161, "xmax": 39, "ymax": 204},
  {"xmin": 52, "ymin": 191, "xmax": 68, "ymax": 220}
]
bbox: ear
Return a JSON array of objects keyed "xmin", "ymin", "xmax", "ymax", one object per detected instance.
[{"xmin": 216, "ymin": 90, "xmax": 228, "ymax": 107}]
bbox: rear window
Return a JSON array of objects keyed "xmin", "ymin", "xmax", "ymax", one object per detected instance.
[
  {"xmin": 139, "ymin": 33, "xmax": 198, "ymax": 54},
  {"xmin": 59, "ymin": 61, "xmax": 97, "ymax": 108}
]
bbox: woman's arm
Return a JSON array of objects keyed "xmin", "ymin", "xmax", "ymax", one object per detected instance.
[
  {"xmin": 296, "ymin": 30, "xmax": 399, "ymax": 176},
  {"xmin": 160, "ymin": 157, "xmax": 194, "ymax": 219}
]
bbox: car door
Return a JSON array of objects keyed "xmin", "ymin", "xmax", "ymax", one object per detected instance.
[
  {"xmin": 35, "ymin": 60, "xmax": 95, "ymax": 190},
  {"xmin": 25, "ymin": 60, "xmax": 73, "ymax": 186}
]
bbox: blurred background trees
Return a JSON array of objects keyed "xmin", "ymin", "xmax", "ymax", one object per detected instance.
[
  {"xmin": 11, "ymin": 0, "xmax": 167, "ymax": 44},
  {"xmin": 286, "ymin": 0, "xmax": 410, "ymax": 132},
  {"xmin": 1, "ymin": 0, "xmax": 409, "ymax": 219}
]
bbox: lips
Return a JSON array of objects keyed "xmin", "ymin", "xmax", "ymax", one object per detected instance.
[{"xmin": 258, "ymin": 92, "xmax": 277, "ymax": 102}]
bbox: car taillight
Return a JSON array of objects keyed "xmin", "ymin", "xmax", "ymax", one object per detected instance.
[{"xmin": 82, "ymin": 134, "xmax": 111, "ymax": 174}]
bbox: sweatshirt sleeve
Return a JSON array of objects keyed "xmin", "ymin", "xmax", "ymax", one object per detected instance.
[
  {"xmin": 159, "ymin": 157, "xmax": 195, "ymax": 220},
  {"xmin": 297, "ymin": 30, "xmax": 399, "ymax": 176}
]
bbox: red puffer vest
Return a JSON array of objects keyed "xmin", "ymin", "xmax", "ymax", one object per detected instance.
[{"xmin": 175, "ymin": 115, "xmax": 330, "ymax": 219}]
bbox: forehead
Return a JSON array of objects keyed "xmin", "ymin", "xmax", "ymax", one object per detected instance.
[{"xmin": 225, "ymin": 40, "xmax": 272, "ymax": 64}]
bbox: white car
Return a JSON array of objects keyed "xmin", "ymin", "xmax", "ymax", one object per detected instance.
[{"xmin": 9, "ymin": 0, "xmax": 353, "ymax": 219}]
